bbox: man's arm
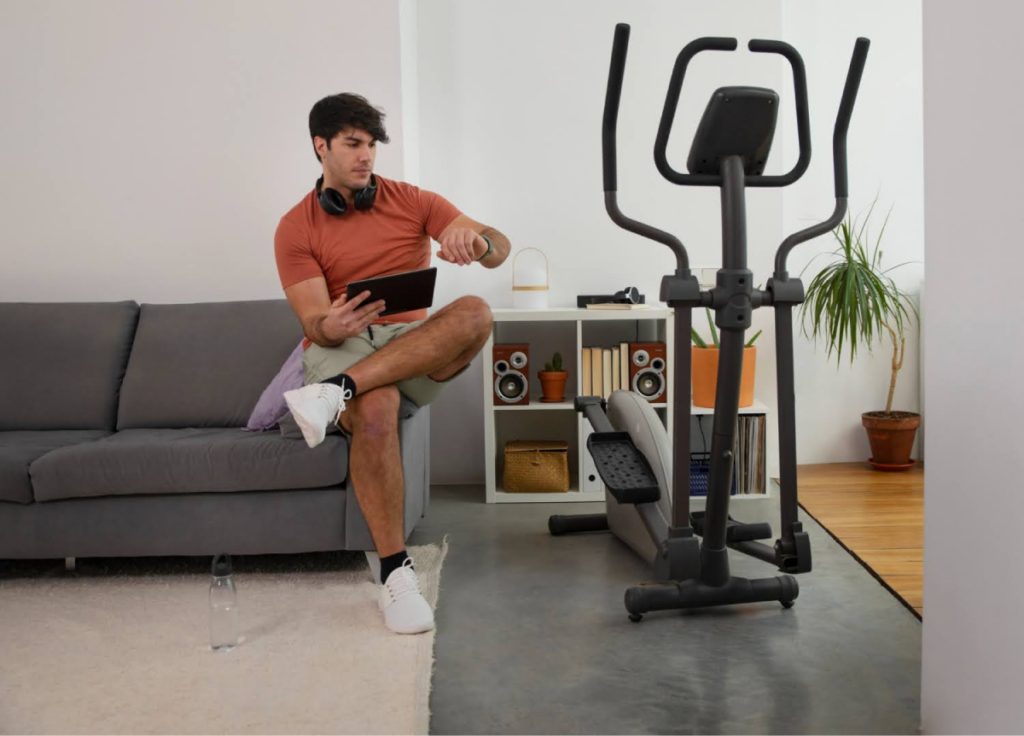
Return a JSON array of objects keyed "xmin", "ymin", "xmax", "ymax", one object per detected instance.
[
  {"xmin": 436, "ymin": 214, "xmax": 511, "ymax": 270},
  {"xmin": 283, "ymin": 277, "xmax": 384, "ymax": 348},
  {"xmin": 284, "ymin": 277, "xmax": 346, "ymax": 347}
]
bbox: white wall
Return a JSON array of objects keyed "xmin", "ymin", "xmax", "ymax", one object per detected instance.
[
  {"xmin": 780, "ymin": 0, "xmax": 926, "ymax": 464},
  {"xmin": 418, "ymin": 0, "xmax": 787, "ymax": 483},
  {"xmin": 398, "ymin": 0, "xmax": 420, "ymax": 185},
  {"xmin": 0, "ymin": 0, "xmax": 406, "ymax": 304},
  {"xmin": 1, "ymin": 0, "xmax": 927, "ymax": 488},
  {"xmin": 418, "ymin": 0, "xmax": 925, "ymax": 484},
  {"xmin": 921, "ymin": 1, "xmax": 1024, "ymax": 732}
]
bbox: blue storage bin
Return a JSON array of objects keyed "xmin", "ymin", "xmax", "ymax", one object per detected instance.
[{"xmin": 688, "ymin": 451, "xmax": 737, "ymax": 496}]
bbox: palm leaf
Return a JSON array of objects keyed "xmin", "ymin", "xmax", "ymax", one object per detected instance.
[{"xmin": 800, "ymin": 201, "xmax": 918, "ymax": 371}]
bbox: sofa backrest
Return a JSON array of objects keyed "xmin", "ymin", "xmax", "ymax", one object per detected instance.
[
  {"xmin": 116, "ymin": 300, "xmax": 303, "ymax": 429},
  {"xmin": 0, "ymin": 301, "xmax": 140, "ymax": 430}
]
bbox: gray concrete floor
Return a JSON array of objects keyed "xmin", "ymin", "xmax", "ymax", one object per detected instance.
[{"xmin": 409, "ymin": 485, "xmax": 922, "ymax": 735}]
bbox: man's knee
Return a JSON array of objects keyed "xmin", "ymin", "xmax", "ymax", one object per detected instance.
[
  {"xmin": 454, "ymin": 295, "xmax": 492, "ymax": 339},
  {"xmin": 348, "ymin": 385, "xmax": 401, "ymax": 437}
]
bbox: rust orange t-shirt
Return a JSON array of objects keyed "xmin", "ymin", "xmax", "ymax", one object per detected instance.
[{"xmin": 274, "ymin": 175, "xmax": 462, "ymax": 350}]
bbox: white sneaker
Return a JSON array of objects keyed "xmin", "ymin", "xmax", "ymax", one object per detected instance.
[
  {"xmin": 283, "ymin": 382, "xmax": 352, "ymax": 449},
  {"xmin": 378, "ymin": 558, "xmax": 435, "ymax": 635}
]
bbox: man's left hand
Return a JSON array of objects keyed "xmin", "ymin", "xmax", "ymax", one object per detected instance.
[{"xmin": 437, "ymin": 228, "xmax": 487, "ymax": 266}]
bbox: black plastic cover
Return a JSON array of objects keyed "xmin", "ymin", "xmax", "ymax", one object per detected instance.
[{"xmin": 687, "ymin": 87, "xmax": 778, "ymax": 176}]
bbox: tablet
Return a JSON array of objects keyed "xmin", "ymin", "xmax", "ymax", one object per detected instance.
[{"xmin": 346, "ymin": 267, "xmax": 438, "ymax": 317}]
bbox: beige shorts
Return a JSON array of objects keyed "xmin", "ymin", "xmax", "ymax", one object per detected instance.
[{"xmin": 302, "ymin": 319, "xmax": 468, "ymax": 410}]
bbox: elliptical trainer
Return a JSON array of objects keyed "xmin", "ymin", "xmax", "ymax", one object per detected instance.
[{"xmin": 549, "ymin": 24, "xmax": 869, "ymax": 621}]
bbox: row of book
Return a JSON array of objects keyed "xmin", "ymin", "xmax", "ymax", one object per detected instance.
[
  {"xmin": 734, "ymin": 414, "xmax": 767, "ymax": 494},
  {"xmin": 581, "ymin": 344, "xmax": 630, "ymax": 399}
]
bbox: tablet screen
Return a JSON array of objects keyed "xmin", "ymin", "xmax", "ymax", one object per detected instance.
[{"xmin": 346, "ymin": 267, "xmax": 437, "ymax": 317}]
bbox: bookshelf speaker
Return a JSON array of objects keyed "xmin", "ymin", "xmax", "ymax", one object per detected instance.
[
  {"xmin": 628, "ymin": 342, "xmax": 667, "ymax": 403},
  {"xmin": 493, "ymin": 343, "xmax": 530, "ymax": 405}
]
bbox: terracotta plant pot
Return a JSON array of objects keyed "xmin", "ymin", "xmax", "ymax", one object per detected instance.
[
  {"xmin": 862, "ymin": 411, "xmax": 921, "ymax": 470},
  {"xmin": 538, "ymin": 371, "xmax": 568, "ymax": 403},
  {"xmin": 692, "ymin": 346, "xmax": 757, "ymax": 408}
]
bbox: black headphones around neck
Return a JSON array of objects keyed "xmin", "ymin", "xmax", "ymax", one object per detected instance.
[{"xmin": 316, "ymin": 173, "xmax": 378, "ymax": 216}]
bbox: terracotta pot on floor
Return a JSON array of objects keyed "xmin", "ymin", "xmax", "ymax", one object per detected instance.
[
  {"xmin": 862, "ymin": 411, "xmax": 921, "ymax": 471},
  {"xmin": 692, "ymin": 346, "xmax": 756, "ymax": 408}
]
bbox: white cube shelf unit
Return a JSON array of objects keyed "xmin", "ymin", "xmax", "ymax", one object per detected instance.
[{"xmin": 483, "ymin": 307, "xmax": 770, "ymax": 503}]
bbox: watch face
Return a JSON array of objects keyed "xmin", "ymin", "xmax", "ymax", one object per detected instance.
[{"xmin": 477, "ymin": 234, "xmax": 493, "ymax": 260}]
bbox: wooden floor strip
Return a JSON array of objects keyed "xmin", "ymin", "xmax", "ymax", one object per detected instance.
[
  {"xmin": 788, "ymin": 462, "xmax": 924, "ymax": 619},
  {"xmin": 821, "ymin": 526, "xmax": 923, "ymax": 550}
]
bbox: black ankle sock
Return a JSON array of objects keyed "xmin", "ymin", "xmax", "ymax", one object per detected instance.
[
  {"xmin": 380, "ymin": 550, "xmax": 410, "ymax": 584},
  {"xmin": 324, "ymin": 372, "xmax": 357, "ymax": 396}
]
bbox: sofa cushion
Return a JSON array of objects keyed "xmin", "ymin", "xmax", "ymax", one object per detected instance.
[
  {"xmin": 29, "ymin": 428, "xmax": 348, "ymax": 502},
  {"xmin": 117, "ymin": 300, "xmax": 303, "ymax": 429},
  {"xmin": 0, "ymin": 302, "xmax": 139, "ymax": 430},
  {"xmin": 0, "ymin": 431, "xmax": 113, "ymax": 504}
]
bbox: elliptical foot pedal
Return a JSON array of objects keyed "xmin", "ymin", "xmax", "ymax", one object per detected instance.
[{"xmin": 587, "ymin": 431, "xmax": 660, "ymax": 504}]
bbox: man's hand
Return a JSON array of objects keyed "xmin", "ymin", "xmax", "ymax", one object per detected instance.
[
  {"xmin": 436, "ymin": 227, "xmax": 487, "ymax": 266},
  {"xmin": 318, "ymin": 290, "xmax": 386, "ymax": 343}
]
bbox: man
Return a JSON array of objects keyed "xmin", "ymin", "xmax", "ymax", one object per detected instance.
[{"xmin": 274, "ymin": 93, "xmax": 509, "ymax": 634}]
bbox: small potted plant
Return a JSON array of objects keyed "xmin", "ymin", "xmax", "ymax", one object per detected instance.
[
  {"xmin": 691, "ymin": 306, "xmax": 762, "ymax": 408},
  {"xmin": 800, "ymin": 198, "xmax": 921, "ymax": 470},
  {"xmin": 538, "ymin": 351, "xmax": 568, "ymax": 403}
]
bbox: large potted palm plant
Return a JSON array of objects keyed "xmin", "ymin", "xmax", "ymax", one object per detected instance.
[{"xmin": 800, "ymin": 199, "xmax": 921, "ymax": 470}]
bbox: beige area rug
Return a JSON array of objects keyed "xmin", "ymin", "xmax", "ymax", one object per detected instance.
[{"xmin": 0, "ymin": 539, "xmax": 449, "ymax": 735}]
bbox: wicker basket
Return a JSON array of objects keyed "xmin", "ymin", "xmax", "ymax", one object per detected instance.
[{"xmin": 503, "ymin": 440, "xmax": 570, "ymax": 493}]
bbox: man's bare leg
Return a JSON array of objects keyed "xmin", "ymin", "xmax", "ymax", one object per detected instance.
[
  {"xmin": 341, "ymin": 296, "xmax": 492, "ymax": 393},
  {"xmin": 339, "ymin": 386, "xmax": 406, "ymax": 558},
  {"xmin": 339, "ymin": 386, "xmax": 434, "ymax": 633}
]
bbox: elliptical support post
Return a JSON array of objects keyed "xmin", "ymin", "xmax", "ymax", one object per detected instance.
[
  {"xmin": 670, "ymin": 303, "xmax": 694, "ymax": 532},
  {"xmin": 772, "ymin": 298, "xmax": 810, "ymax": 572},
  {"xmin": 700, "ymin": 154, "xmax": 750, "ymax": 587}
]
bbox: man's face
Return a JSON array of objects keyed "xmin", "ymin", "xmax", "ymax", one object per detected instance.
[{"xmin": 319, "ymin": 127, "xmax": 376, "ymax": 193}]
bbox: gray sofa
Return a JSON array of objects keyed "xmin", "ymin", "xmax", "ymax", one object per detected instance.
[{"xmin": 0, "ymin": 299, "xmax": 430, "ymax": 560}]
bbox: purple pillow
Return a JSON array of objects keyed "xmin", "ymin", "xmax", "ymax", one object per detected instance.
[{"xmin": 243, "ymin": 340, "xmax": 305, "ymax": 432}]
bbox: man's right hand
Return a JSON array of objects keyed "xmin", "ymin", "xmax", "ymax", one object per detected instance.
[{"xmin": 319, "ymin": 290, "xmax": 386, "ymax": 342}]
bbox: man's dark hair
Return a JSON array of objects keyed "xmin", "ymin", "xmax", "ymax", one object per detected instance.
[{"xmin": 308, "ymin": 93, "xmax": 390, "ymax": 163}]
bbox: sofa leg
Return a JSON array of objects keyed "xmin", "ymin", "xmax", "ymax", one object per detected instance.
[{"xmin": 65, "ymin": 557, "xmax": 76, "ymax": 572}]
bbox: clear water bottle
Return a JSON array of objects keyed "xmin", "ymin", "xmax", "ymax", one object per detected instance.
[{"xmin": 209, "ymin": 553, "xmax": 239, "ymax": 652}]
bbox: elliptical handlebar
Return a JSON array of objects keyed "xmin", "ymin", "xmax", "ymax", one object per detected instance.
[
  {"xmin": 601, "ymin": 23, "xmax": 630, "ymax": 194},
  {"xmin": 653, "ymin": 37, "xmax": 738, "ymax": 187},
  {"xmin": 600, "ymin": 24, "xmax": 870, "ymax": 278},
  {"xmin": 773, "ymin": 37, "xmax": 870, "ymax": 276},
  {"xmin": 746, "ymin": 39, "xmax": 812, "ymax": 187},
  {"xmin": 602, "ymin": 23, "xmax": 690, "ymax": 274},
  {"xmin": 654, "ymin": 37, "xmax": 812, "ymax": 188},
  {"xmin": 833, "ymin": 38, "xmax": 870, "ymax": 199}
]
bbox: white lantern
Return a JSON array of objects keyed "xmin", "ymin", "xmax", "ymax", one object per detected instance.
[{"xmin": 511, "ymin": 247, "xmax": 549, "ymax": 310}]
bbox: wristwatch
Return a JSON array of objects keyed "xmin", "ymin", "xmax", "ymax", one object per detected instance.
[{"xmin": 475, "ymin": 234, "xmax": 494, "ymax": 262}]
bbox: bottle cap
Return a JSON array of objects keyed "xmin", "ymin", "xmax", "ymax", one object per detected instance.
[{"xmin": 212, "ymin": 552, "xmax": 232, "ymax": 576}]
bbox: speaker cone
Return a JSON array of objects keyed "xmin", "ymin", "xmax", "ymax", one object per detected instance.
[
  {"xmin": 633, "ymin": 368, "xmax": 666, "ymax": 400},
  {"xmin": 495, "ymin": 371, "xmax": 528, "ymax": 402}
]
